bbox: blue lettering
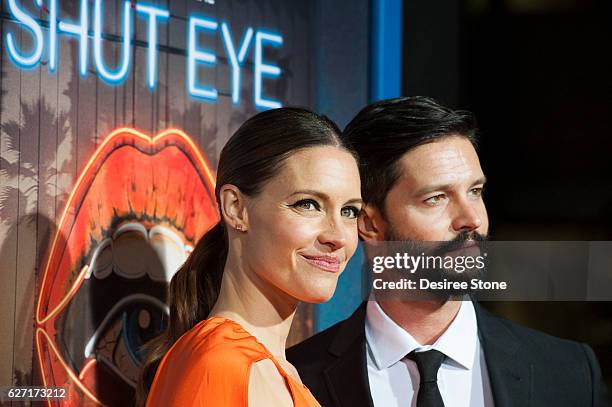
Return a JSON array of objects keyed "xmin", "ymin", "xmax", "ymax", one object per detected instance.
[
  {"xmin": 48, "ymin": 0, "xmax": 58, "ymax": 73},
  {"xmin": 221, "ymin": 23, "xmax": 253, "ymax": 105},
  {"xmin": 94, "ymin": 0, "xmax": 132, "ymax": 84},
  {"xmin": 5, "ymin": 0, "xmax": 44, "ymax": 68},
  {"xmin": 254, "ymin": 30, "xmax": 283, "ymax": 110},
  {"xmin": 136, "ymin": 3, "xmax": 170, "ymax": 91},
  {"xmin": 3, "ymin": 1, "xmax": 286, "ymax": 108},
  {"xmin": 58, "ymin": 0, "xmax": 89, "ymax": 77},
  {"xmin": 187, "ymin": 16, "xmax": 218, "ymax": 101}
]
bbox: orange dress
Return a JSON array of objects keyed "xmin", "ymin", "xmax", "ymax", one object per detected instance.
[{"xmin": 146, "ymin": 317, "xmax": 321, "ymax": 407}]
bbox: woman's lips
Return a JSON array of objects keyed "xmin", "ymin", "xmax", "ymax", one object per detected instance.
[{"xmin": 300, "ymin": 254, "xmax": 341, "ymax": 273}]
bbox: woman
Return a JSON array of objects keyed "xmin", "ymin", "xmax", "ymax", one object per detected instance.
[{"xmin": 137, "ymin": 107, "xmax": 362, "ymax": 406}]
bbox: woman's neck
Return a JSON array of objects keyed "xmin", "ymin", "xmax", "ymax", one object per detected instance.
[{"xmin": 209, "ymin": 255, "xmax": 298, "ymax": 359}]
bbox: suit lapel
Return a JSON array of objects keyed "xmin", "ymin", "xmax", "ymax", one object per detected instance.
[
  {"xmin": 323, "ymin": 303, "xmax": 374, "ymax": 407},
  {"xmin": 475, "ymin": 303, "xmax": 532, "ymax": 407},
  {"xmin": 320, "ymin": 301, "xmax": 532, "ymax": 407}
]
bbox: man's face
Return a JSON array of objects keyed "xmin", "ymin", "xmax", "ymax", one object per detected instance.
[{"xmin": 361, "ymin": 135, "xmax": 489, "ymax": 242}]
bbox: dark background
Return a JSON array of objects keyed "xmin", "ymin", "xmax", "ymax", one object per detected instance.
[{"xmin": 403, "ymin": 0, "xmax": 612, "ymax": 388}]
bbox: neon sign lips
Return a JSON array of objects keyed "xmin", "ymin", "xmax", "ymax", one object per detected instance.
[{"xmin": 35, "ymin": 128, "xmax": 218, "ymax": 406}]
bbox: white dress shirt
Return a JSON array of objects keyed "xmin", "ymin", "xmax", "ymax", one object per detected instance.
[{"xmin": 365, "ymin": 300, "xmax": 495, "ymax": 407}]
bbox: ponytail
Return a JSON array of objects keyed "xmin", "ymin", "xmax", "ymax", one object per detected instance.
[{"xmin": 136, "ymin": 221, "xmax": 228, "ymax": 405}]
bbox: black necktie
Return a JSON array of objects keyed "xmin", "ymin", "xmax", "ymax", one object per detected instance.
[{"xmin": 408, "ymin": 349, "xmax": 446, "ymax": 407}]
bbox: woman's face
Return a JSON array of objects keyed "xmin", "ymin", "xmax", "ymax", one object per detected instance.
[{"xmin": 242, "ymin": 145, "xmax": 362, "ymax": 303}]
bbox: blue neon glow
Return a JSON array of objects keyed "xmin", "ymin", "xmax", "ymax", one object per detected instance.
[
  {"xmin": 3, "ymin": 0, "xmax": 286, "ymax": 109},
  {"xmin": 58, "ymin": 0, "xmax": 89, "ymax": 77},
  {"xmin": 370, "ymin": 0, "xmax": 402, "ymax": 100},
  {"xmin": 48, "ymin": 0, "xmax": 58, "ymax": 73},
  {"xmin": 136, "ymin": 3, "xmax": 170, "ymax": 91},
  {"xmin": 94, "ymin": 0, "xmax": 132, "ymax": 84},
  {"xmin": 254, "ymin": 30, "xmax": 283, "ymax": 110},
  {"xmin": 221, "ymin": 23, "xmax": 253, "ymax": 105},
  {"xmin": 187, "ymin": 16, "xmax": 218, "ymax": 102},
  {"xmin": 5, "ymin": 0, "xmax": 43, "ymax": 68}
]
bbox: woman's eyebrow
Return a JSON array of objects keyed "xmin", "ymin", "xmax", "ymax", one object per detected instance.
[
  {"xmin": 286, "ymin": 190, "xmax": 363, "ymax": 205},
  {"xmin": 286, "ymin": 189, "xmax": 328, "ymax": 200}
]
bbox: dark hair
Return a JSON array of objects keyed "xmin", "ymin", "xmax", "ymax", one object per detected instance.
[
  {"xmin": 136, "ymin": 107, "xmax": 347, "ymax": 405},
  {"xmin": 342, "ymin": 96, "xmax": 478, "ymax": 210}
]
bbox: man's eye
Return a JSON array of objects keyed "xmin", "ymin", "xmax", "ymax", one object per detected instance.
[
  {"xmin": 424, "ymin": 194, "xmax": 446, "ymax": 206},
  {"xmin": 291, "ymin": 199, "xmax": 320, "ymax": 211},
  {"xmin": 469, "ymin": 187, "xmax": 484, "ymax": 197},
  {"xmin": 341, "ymin": 206, "xmax": 360, "ymax": 219}
]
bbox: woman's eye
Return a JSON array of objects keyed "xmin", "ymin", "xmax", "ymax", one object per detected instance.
[
  {"xmin": 424, "ymin": 194, "xmax": 447, "ymax": 206},
  {"xmin": 341, "ymin": 206, "xmax": 360, "ymax": 219},
  {"xmin": 291, "ymin": 199, "xmax": 320, "ymax": 211}
]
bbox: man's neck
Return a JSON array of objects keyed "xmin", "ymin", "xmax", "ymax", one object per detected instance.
[{"xmin": 376, "ymin": 299, "xmax": 462, "ymax": 345}]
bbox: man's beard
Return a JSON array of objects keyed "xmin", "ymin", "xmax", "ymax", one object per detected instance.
[{"xmin": 385, "ymin": 227, "xmax": 489, "ymax": 301}]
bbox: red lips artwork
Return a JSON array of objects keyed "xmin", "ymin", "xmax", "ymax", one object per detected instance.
[{"xmin": 35, "ymin": 128, "xmax": 218, "ymax": 406}]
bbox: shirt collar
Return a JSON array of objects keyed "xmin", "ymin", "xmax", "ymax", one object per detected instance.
[{"xmin": 365, "ymin": 300, "xmax": 478, "ymax": 371}]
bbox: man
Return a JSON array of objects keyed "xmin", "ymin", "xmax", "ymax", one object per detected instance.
[{"xmin": 287, "ymin": 97, "xmax": 608, "ymax": 407}]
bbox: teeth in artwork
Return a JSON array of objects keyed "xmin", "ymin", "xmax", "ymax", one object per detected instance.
[{"xmin": 88, "ymin": 222, "xmax": 189, "ymax": 282}]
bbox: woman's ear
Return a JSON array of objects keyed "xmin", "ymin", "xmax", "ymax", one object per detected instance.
[
  {"xmin": 358, "ymin": 204, "xmax": 386, "ymax": 241},
  {"xmin": 219, "ymin": 184, "xmax": 249, "ymax": 232}
]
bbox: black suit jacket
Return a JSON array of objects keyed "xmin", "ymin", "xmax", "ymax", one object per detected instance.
[{"xmin": 287, "ymin": 302, "xmax": 609, "ymax": 407}]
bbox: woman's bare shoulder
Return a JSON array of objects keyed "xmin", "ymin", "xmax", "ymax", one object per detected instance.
[{"xmin": 248, "ymin": 359, "xmax": 293, "ymax": 407}]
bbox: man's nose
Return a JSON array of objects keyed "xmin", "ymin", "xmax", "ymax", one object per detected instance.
[{"xmin": 450, "ymin": 199, "xmax": 483, "ymax": 233}]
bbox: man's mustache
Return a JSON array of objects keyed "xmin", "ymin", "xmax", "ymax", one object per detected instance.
[{"xmin": 433, "ymin": 231, "xmax": 488, "ymax": 256}]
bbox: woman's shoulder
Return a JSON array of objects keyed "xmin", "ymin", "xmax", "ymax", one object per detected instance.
[
  {"xmin": 147, "ymin": 318, "xmax": 270, "ymax": 406},
  {"xmin": 165, "ymin": 317, "xmax": 270, "ymax": 368}
]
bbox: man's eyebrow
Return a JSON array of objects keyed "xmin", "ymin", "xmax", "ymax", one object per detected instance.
[
  {"xmin": 472, "ymin": 176, "xmax": 487, "ymax": 187},
  {"xmin": 413, "ymin": 176, "xmax": 487, "ymax": 196},
  {"xmin": 344, "ymin": 198, "xmax": 365, "ymax": 206},
  {"xmin": 413, "ymin": 184, "xmax": 454, "ymax": 196}
]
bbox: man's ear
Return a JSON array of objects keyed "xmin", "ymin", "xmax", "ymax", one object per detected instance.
[
  {"xmin": 219, "ymin": 184, "xmax": 249, "ymax": 231},
  {"xmin": 358, "ymin": 204, "xmax": 386, "ymax": 241}
]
